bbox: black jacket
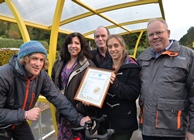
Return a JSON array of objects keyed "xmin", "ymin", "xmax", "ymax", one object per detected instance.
[
  {"xmin": 91, "ymin": 48, "xmax": 111, "ymax": 67},
  {"xmin": 100, "ymin": 56, "xmax": 140, "ymax": 134},
  {"xmin": 0, "ymin": 55, "xmax": 82, "ymax": 128}
]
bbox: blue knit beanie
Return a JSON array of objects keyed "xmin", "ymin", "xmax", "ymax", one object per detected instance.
[{"xmin": 17, "ymin": 41, "xmax": 47, "ymax": 59}]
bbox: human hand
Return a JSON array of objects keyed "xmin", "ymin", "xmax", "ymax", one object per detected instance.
[
  {"xmin": 81, "ymin": 101, "xmax": 90, "ymax": 106},
  {"xmin": 80, "ymin": 116, "xmax": 91, "ymax": 126},
  {"xmin": 186, "ymin": 131, "xmax": 194, "ymax": 140},
  {"xmin": 110, "ymin": 72, "xmax": 116, "ymax": 84},
  {"xmin": 26, "ymin": 107, "xmax": 41, "ymax": 121}
]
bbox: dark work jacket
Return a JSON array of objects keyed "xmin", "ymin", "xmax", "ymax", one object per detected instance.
[
  {"xmin": 0, "ymin": 55, "xmax": 82, "ymax": 128},
  {"xmin": 91, "ymin": 48, "xmax": 111, "ymax": 67},
  {"xmin": 137, "ymin": 40, "xmax": 194, "ymax": 136},
  {"xmin": 99, "ymin": 56, "xmax": 140, "ymax": 134}
]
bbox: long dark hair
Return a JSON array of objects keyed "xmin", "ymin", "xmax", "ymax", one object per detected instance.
[{"xmin": 59, "ymin": 32, "xmax": 92, "ymax": 63}]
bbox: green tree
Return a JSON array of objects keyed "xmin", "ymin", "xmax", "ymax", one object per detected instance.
[
  {"xmin": 7, "ymin": 23, "xmax": 21, "ymax": 39},
  {"xmin": 179, "ymin": 27, "xmax": 194, "ymax": 48}
]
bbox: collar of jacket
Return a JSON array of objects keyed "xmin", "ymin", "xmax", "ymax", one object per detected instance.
[
  {"xmin": 96, "ymin": 47, "xmax": 110, "ymax": 57},
  {"xmin": 102, "ymin": 55, "xmax": 139, "ymax": 70},
  {"xmin": 10, "ymin": 55, "xmax": 27, "ymax": 77},
  {"xmin": 138, "ymin": 40, "xmax": 180, "ymax": 61}
]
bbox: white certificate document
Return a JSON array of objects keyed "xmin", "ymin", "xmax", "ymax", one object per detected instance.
[{"xmin": 74, "ymin": 67, "xmax": 112, "ymax": 108}]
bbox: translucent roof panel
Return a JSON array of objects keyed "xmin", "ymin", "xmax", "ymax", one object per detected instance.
[
  {"xmin": 60, "ymin": 15, "xmax": 113, "ymax": 33},
  {"xmin": 0, "ymin": 0, "xmax": 56, "ymax": 25},
  {"xmin": 0, "ymin": 2, "xmax": 14, "ymax": 17},
  {"xmin": 61, "ymin": 0, "xmax": 89, "ymax": 20},
  {"xmin": 124, "ymin": 22, "xmax": 148, "ymax": 31},
  {"xmin": 0, "ymin": 0, "xmax": 165, "ymax": 39},
  {"xmin": 80, "ymin": 0, "xmax": 137, "ymax": 9},
  {"xmin": 103, "ymin": 4, "xmax": 162, "ymax": 24},
  {"xmin": 108, "ymin": 27, "xmax": 127, "ymax": 35}
]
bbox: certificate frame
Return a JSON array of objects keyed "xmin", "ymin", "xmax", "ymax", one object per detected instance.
[{"xmin": 74, "ymin": 67, "xmax": 112, "ymax": 108}]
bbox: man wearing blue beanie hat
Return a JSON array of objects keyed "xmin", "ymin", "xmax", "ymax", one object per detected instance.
[
  {"xmin": 17, "ymin": 41, "xmax": 47, "ymax": 59},
  {"xmin": 0, "ymin": 41, "xmax": 90, "ymax": 140}
]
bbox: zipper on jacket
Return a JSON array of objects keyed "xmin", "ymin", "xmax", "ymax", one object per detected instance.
[
  {"xmin": 22, "ymin": 79, "xmax": 30, "ymax": 110},
  {"xmin": 155, "ymin": 109, "xmax": 158, "ymax": 128},
  {"xmin": 177, "ymin": 110, "xmax": 182, "ymax": 129},
  {"xmin": 29, "ymin": 92, "xmax": 35, "ymax": 108},
  {"xmin": 139, "ymin": 104, "xmax": 144, "ymax": 124}
]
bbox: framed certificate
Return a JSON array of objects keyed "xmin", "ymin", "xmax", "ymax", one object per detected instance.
[{"xmin": 74, "ymin": 67, "xmax": 112, "ymax": 108}]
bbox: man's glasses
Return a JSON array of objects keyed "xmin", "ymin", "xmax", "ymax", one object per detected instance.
[{"xmin": 148, "ymin": 30, "xmax": 168, "ymax": 37}]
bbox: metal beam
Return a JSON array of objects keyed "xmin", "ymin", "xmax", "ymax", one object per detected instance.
[
  {"xmin": 158, "ymin": 0, "xmax": 166, "ymax": 20},
  {"xmin": 48, "ymin": 0, "xmax": 65, "ymax": 78},
  {"xmin": 72, "ymin": 0, "xmax": 131, "ymax": 33},
  {"xmin": 133, "ymin": 31, "xmax": 144, "ymax": 58},
  {"xmin": 60, "ymin": 0, "xmax": 159, "ymax": 26},
  {"xmin": 5, "ymin": 0, "xmax": 30, "ymax": 42}
]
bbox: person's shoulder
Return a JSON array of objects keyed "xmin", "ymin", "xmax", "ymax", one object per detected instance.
[
  {"xmin": 99, "ymin": 59, "xmax": 111, "ymax": 68},
  {"xmin": 87, "ymin": 59, "xmax": 96, "ymax": 67},
  {"xmin": 137, "ymin": 47, "xmax": 152, "ymax": 60},
  {"xmin": 176, "ymin": 41, "xmax": 194, "ymax": 56},
  {"xmin": 90, "ymin": 48, "xmax": 98, "ymax": 54},
  {"xmin": 0, "ymin": 64, "xmax": 13, "ymax": 74},
  {"xmin": 39, "ymin": 70, "xmax": 50, "ymax": 80},
  {"xmin": 0, "ymin": 63, "xmax": 15, "ymax": 84},
  {"xmin": 53, "ymin": 58, "xmax": 63, "ymax": 67}
]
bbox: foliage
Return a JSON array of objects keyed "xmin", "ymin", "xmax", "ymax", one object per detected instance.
[
  {"xmin": 57, "ymin": 33, "xmax": 67, "ymax": 51},
  {"xmin": 0, "ymin": 22, "xmax": 7, "ymax": 36},
  {"xmin": 122, "ymin": 32, "xmax": 149, "ymax": 50},
  {"xmin": 27, "ymin": 27, "xmax": 50, "ymax": 41},
  {"xmin": 179, "ymin": 27, "xmax": 194, "ymax": 48},
  {"xmin": 127, "ymin": 47, "xmax": 146, "ymax": 58},
  {"xmin": 0, "ymin": 38, "xmax": 49, "ymax": 50},
  {"xmin": 0, "ymin": 38, "xmax": 23, "ymax": 48},
  {"xmin": 7, "ymin": 23, "xmax": 21, "ymax": 39},
  {"xmin": 0, "ymin": 20, "xmax": 194, "ymax": 54},
  {"xmin": 0, "ymin": 49, "xmax": 18, "ymax": 66}
]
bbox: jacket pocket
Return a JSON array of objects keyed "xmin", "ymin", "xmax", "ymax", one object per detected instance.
[
  {"xmin": 155, "ymin": 99, "xmax": 187, "ymax": 130},
  {"xmin": 163, "ymin": 59, "xmax": 188, "ymax": 82},
  {"xmin": 140, "ymin": 61, "xmax": 150, "ymax": 67}
]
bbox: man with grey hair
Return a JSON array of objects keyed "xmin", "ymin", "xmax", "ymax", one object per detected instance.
[
  {"xmin": 91, "ymin": 26, "xmax": 111, "ymax": 67},
  {"xmin": 137, "ymin": 19, "xmax": 194, "ymax": 140}
]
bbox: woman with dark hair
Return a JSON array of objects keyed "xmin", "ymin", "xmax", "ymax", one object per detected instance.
[
  {"xmin": 52, "ymin": 32, "xmax": 95, "ymax": 140},
  {"xmin": 99, "ymin": 34, "xmax": 140, "ymax": 140}
]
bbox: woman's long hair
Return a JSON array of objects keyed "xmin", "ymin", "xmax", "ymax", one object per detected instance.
[
  {"xmin": 59, "ymin": 32, "xmax": 92, "ymax": 63},
  {"xmin": 106, "ymin": 34, "xmax": 127, "ymax": 73}
]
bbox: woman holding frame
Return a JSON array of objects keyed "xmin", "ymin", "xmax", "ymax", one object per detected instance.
[{"xmin": 99, "ymin": 34, "xmax": 141, "ymax": 140}]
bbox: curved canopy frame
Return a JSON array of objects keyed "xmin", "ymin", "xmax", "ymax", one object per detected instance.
[{"xmin": 0, "ymin": 0, "xmax": 165, "ymax": 75}]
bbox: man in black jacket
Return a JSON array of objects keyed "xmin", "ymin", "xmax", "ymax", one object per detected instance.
[
  {"xmin": 91, "ymin": 26, "xmax": 111, "ymax": 67},
  {"xmin": 0, "ymin": 41, "xmax": 90, "ymax": 140}
]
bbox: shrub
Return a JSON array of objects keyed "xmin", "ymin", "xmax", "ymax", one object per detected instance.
[
  {"xmin": 0, "ymin": 49, "xmax": 18, "ymax": 66},
  {"xmin": 127, "ymin": 48, "xmax": 146, "ymax": 58},
  {"xmin": 0, "ymin": 38, "xmax": 49, "ymax": 50}
]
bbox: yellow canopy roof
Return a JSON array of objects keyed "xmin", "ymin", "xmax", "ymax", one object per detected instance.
[{"xmin": 0, "ymin": 0, "xmax": 165, "ymax": 75}]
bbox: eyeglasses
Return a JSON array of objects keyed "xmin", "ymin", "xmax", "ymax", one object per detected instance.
[{"xmin": 148, "ymin": 30, "xmax": 168, "ymax": 37}]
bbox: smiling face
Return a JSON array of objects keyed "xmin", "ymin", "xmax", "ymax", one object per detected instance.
[
  {"xmin": 94, "ymin": 27, "xmax": 109, "ymax": 49},
  {"xmin": 24, "ymin": 53, "xmax": 46, "ymax": 77},
  {"xmin": 68, "ymin": 36, "xmax": 81, "ymax": 58},
  {"xmin": 147, "ymin": 20, "xmax": 170, "ymax": 53},
  {"xmin": 107, "ymin": 37, "xmax": 124, "ymax": 61}
]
